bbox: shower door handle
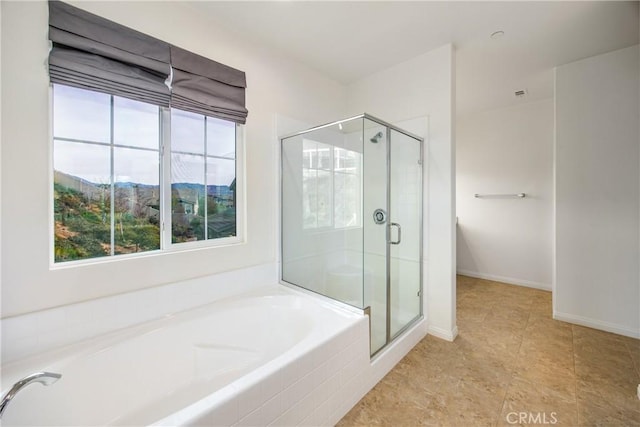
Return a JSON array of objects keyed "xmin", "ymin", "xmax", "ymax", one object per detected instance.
[{"xmin": 389, "ymin": 222, "xmax": 402, "ymax": 245}]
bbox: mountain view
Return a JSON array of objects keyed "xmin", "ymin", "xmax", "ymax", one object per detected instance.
[{"xmin": 54, "ymin": 171, "xmax": 236, "ymax": 262}]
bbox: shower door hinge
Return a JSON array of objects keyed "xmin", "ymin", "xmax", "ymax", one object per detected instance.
[{"xmin": 417, "ymin": 290, "xmax": 421, "ymax": 297}]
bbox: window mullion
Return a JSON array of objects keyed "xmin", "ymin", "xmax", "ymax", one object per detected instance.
[
  {"xmin": 161, "ymin": 107, "xmax": 172, "ymax": 249},
  {"xmin": 203, "ymin": 116, "xmax": 208, "ymax": 241},
  {"xmin": 109, "ymin": 95, "xmax": 115, "ymax": 256}
]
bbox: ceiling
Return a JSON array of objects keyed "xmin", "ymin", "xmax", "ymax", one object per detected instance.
[{"xmin": 191, "ymin": 1, "xmax": 639, "ymax": 115}]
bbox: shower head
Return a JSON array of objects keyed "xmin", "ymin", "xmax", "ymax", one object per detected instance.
[{"xmin": 370, "ymin": 131, "xmax": 383, "ymax": 143}]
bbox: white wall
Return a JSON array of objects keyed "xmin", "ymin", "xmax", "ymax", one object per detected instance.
[
  {"xmin": 456, "ymin": 100, "xmax": 554, "ymax": 290},
  {"xmin": 347, "ymin": 44, "xmax": 457, "ymax": 341},
  {"xmin": 0, "ymin": 1, "xmax": 346, "ymax": 317},
  {"xmin": 555, "ymin": 45, "xmax": 640, "ymax": 338}
]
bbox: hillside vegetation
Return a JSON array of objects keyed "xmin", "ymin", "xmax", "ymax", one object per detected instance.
[
  {"xmin": 54, "ymin": 180, "xmax": 235, "ymax": 262},
  {"xmin": 53, "ymin": 183, "xmax": 160, "ymax": 262}
]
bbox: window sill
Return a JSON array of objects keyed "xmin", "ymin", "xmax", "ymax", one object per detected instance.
[{"xmin": 49, "ymin": 236, "xmax": 246, "ymax": 270}]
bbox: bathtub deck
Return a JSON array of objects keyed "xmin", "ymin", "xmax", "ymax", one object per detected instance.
[{"xmin": 1, "ymin": 285, "xmax": 370, "ymax": 427}]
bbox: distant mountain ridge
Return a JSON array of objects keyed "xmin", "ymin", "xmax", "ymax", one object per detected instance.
[{"xmin": 54, "ymin": 171, "xmax": 232, "ymax": 203}]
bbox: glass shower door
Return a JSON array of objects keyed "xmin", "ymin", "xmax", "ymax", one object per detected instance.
[
  {"xmin": 364, "ymin": 121, "xmax": 422, "ymax": 354},
  {"xmin": 389, "ymin": 129, "xmax": 422, "ymax": 338},
  {"xmin": 363, "ymin": 120, "xmax": 388, "ymax": 354}
]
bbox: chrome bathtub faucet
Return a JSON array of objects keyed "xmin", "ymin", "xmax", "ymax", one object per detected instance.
[{"xmin": 0, "ymin": 372, "xmax": 62, "ymax": 419}]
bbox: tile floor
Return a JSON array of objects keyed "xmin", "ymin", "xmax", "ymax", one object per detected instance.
[{"xmin": 338, "ymin": 275, "xmax": 640, "ymax": 426}]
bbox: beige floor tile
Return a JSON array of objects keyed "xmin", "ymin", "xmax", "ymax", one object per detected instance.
[
  {"xmin": 483, "ymin": 308, "xmax": 530, "ymax": 333},
  {"xmin": 525, "ymin": 315, "xmax": 572, "ymax": 335},
  {"xmin": 441, "ymin": 376, "xmax": 506, "ymax": 427},
  {"xmin": 577, "ymin": 381, "xmax": 640, "ymax": 416},
  {"xmin": 576, "ymin": 332, "xmax": 636, "ymax": 357},
  {"xmin": 625, "ymin": 338, "xmax": 640, "ymax": 376},
  {"xmin": 574, "ymin": 352, "xmax": 638, "ymax": 388},
  {"xmin": 336, "ymin": 405, "xmax": 385, "ymax": 426},
  {"xmin": 577, "ymin": 391, "xmax": 640, "ymax": 427},
  {"xmin": 518, "ymin": 339, "xmax": 575, "ymax": 373},
  {"xmin": 498, "ymin": 376, "xmax": 577, "ymax": 426},
  {"xmin": 338, "ymin": 276, "xmax": 638, "ymax": 427},
  {"xmin": 572, "ymin": 325, "xmax": 629, "ymax": 346},
  {"xmin": 491, "ymin": 297, "xmax": 534, "ymax": 314},
  {"xmin": 513, "ymin": 357, "xmax": 576, "ymax": 398},
  {"xmin": 528, "ymin": 307, "xmax": 553, "ymax": 319},
  {"xmin": 453, "ymin": 354, "xmax": 513, "ymax": 392},
  {"xmin": 455, "ymin": 333, "xmax": 522, "ymax": 370}
]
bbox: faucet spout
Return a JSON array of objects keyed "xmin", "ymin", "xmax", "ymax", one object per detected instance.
[{"xmin": 0, "ymin": 372, "xmax": 62, "ymax": 419}]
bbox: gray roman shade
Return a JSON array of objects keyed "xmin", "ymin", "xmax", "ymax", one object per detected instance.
[
  {"xmin": 48, "ymin": 1, "xmax": 249, "ymax": 123},
  {"xmin": 48, "ymin": 0, "xmax": 171, "ymax": 106},
  {"xmin": 171, "ymin": 46, "xmax": 248, "ymax": 124}
]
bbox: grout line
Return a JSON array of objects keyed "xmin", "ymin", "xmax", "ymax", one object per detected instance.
[
  {"xmin": 493, "ymin": 291, "xmax": 534, "ymax": 426},
  {"xmin": 571, "ymin": 324, "xmax": 579, "ymax": 422}
]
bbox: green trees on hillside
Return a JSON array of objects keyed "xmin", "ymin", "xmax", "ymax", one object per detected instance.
[
  {"xmin": 54, "ymin": 183, "xmax": 160, "ymax": 262},
  {"xmin": 54, "ymin": 182, "xmax": 234, "ymax": 261}
]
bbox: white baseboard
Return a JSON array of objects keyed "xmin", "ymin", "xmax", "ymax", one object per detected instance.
[
  {"xmin": 456, "ymin": 269, "xmax": 551, "ymax": 291},
  {"xmin": 553, "ymin": 311, "xmax": 640, "ymax": 339},
  {"xmin": 427, "ymin": 324, "xmax": 458, "ymax": 341}
]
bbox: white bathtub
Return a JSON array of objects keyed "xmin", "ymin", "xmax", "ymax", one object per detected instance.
[{"xmin": 0, "ymin": 286, "xmax": 368, "ymax": 426}]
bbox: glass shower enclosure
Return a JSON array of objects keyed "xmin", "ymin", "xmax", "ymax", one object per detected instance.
[{"xmin": 281, "ymin": 113, "xmax": 423, "ymax": 355}]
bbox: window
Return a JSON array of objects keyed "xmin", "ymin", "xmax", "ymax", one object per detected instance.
[
  {"xmin": 52, "ymin": 84, "xmax": 241, "ymax": 263},
  {"xmin": 170, "ymin": 110, "xmax": 237, "ymax": 243},
  {"xmin": 302, "ymin": 139, "xmax": 362, "ymax": 230}
]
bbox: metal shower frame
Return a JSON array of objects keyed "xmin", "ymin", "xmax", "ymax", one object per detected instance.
[{"xmin": 279, "ymin": 113, "xmax": 424, "ymax": 356}]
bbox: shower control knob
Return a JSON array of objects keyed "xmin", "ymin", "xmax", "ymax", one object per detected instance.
[{"xmin": 373, "ymin": 209, "xmax": 387, "ymax": 224}]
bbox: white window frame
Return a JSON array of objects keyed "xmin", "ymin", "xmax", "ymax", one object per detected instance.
[
  {"xmin": 161, "ymin": 108, "xmax": 245, "ymax": 252},
  {"xmin": 50, "ymin": 84, "xmax": 245, "ymax": 267}
]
